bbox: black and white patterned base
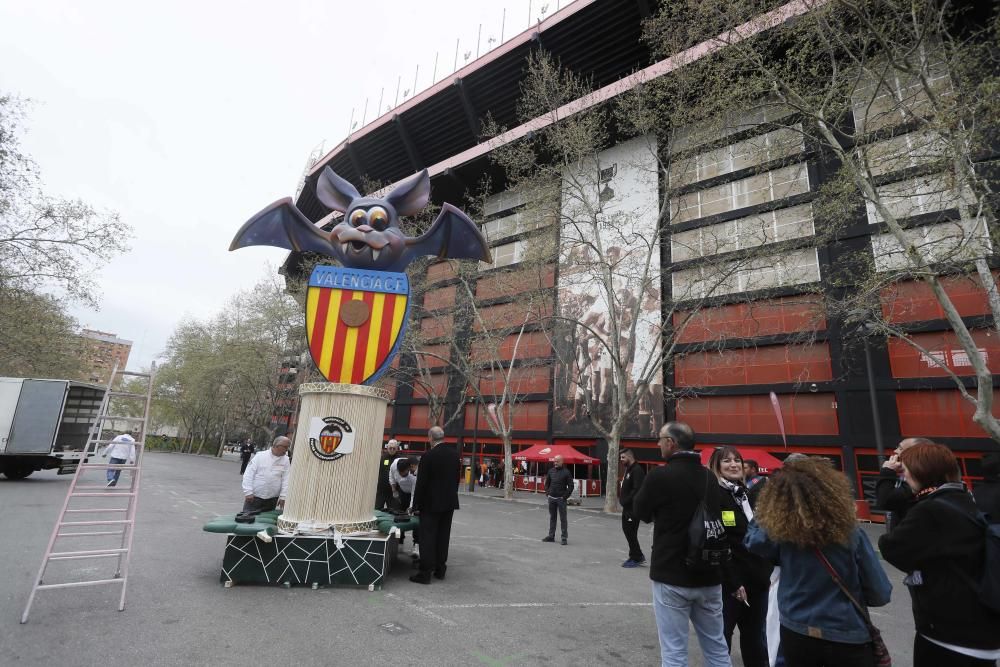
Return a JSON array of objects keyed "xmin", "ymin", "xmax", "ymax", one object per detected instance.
[{"xmin": 221, "ymin": 532, "xmax": 398, "ymax": 589}]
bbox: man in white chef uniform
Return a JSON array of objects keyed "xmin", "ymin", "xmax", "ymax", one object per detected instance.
[{"xmin": 241, "ymin": 436, "xmax": 291, "ymax": 513}]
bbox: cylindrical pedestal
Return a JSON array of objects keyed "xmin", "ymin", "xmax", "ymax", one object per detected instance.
[{"xmin": 278, "ymin": 383, "xmax": 389, "ymax": 534}]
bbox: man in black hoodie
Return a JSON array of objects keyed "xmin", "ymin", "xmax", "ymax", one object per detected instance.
[
  {"xmin": 633, "ymin": 422, "xmax": 732, "ymax": 667},
  {"xmin": 619, "ymin": 448, "xmax": 646, "ymax": 568}
]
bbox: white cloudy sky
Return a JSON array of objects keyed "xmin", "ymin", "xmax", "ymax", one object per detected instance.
[{"xmin": 0, "ymin": 0, "xmax": 557, "ymax": 369}]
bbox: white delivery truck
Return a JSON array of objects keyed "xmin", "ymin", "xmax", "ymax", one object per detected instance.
[{"xmin": 0, "ymin": 377, "xmax": 106, "ymax": 479}]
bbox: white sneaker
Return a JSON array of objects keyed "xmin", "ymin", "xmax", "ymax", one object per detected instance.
[{"xmin": 410, "ymin": 544, "xmax": 420, "ymax": 559}]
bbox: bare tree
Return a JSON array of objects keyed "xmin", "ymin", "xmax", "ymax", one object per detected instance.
[
  {"xmin": 0, "ymin": 95, "xmax": 131, "ymax": 377},
  {"xmin": 492, "ymin": 52, "xmax": 825, "ymax": 511},
  {"xmin": 0, "ymin": 95, "xmax": 131, "ymax": 307},
  {"xmin": 645, "ymin": 0, "xmax": 1000, "ymax": 441}
]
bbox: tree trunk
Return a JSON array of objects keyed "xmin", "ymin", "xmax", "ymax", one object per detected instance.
[
  {"xmin": 503, "ymin": 433, "xmax": 514, "ymax": 500},
  {"xmin": 602, "ymin": 428, "xmax": 622, "ymax": 513}
]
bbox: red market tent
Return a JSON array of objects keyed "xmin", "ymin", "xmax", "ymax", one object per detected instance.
[
  {"xmin": 698, "ymin": 446, "xmax": 785, "ymax": 474},
  {"xmin": 513, "ymin": 444, "xmax": 599, "ymax": 465}
]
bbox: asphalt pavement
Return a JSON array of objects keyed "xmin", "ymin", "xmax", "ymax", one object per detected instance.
[{"xmin": 0, "ymin": 452, "xmax": 916, "ymax": 666}]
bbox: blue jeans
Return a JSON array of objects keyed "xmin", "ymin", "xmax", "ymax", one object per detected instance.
[
  {"xmin": 106, "ymin": 457, "xmax": 127, "ymax": 484},
  {"xmin": 651, "ymin": 582, "xmax": 732, "ymax": 667}
]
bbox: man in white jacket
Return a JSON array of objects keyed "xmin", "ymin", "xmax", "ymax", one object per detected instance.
[
  {"xmin": 241, "ymin": 436, "xmax": 291, "ymax": 512},
  {"xmin": 102, "ymin": 433, "xmax": 136, "ymax": 488}
]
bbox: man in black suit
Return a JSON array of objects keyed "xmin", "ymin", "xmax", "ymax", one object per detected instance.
[{"xmin": 410, "ymin": 426, "xmax": 460, "ymax": 584}]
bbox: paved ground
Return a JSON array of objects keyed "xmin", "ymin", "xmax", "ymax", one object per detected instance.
[{"xmin": 0, "ymin": 452, "xmax": 916, "ymax": 666}]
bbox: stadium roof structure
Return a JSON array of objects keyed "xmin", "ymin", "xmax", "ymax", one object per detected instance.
[{"xmin": 293, "ymin": 0, "xmax": 655, "ymax": 221}]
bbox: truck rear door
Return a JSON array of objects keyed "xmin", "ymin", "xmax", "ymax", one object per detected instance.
[
  {"xmin": 0, "ymin": 378, "xmax": 25, "ymax": 454},
  {"xmin": 7, "ymin": 380, "xmax": 67, "ymax": 454}
]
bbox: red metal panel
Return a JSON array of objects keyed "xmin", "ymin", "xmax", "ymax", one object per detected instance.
[
  {"xmin": 426, "ymin": 261, "xmax": 457, "ymax": 283},
  {"xmin": 416, "ymin": 343, "xmax": 450, "ymax": 368},
  {"xmin": 896, "ymin": 389, "xmax": 1000, "ymax": 438},
  {"xmin": 678, "ymin": 393, "xmax": 839, "ymax": 435},
  {"xmin": 423, "ymin": 285, "xmax": 457, "ymax": 310},
  {"xmin": 676, "ymin": 344, "xmax": 833, "ymax": 387},
  {"xmin": 675, "ymin": 296, "xmax": 826, "ymax": 344},
  {"xmin": 887, "ymin": 330, "xmax": 1000, "ymax": 378},
  {"xmin": 413, "ymin": 373, "xmax": 449, "ymax": 399},
  {"xmin": 881, "ymin": 275, "xmax": 995, "ymax": 323},
  {"xmin": 479, "ymin": 367, "xmax": 550, "ymax": 395},
  {"xmin": 513, "ymin": 402, "xmax": 550, "ymax": 431},
  {"xmin": 409, "ymin": 405, "xmax": 432, "ymax": 430}
]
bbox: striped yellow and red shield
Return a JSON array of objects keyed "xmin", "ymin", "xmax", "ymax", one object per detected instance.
[
  {"xmin": 306, "ymin": 266, "xmax": 409, "ymax": 385},
  {"xmin": 319, "ymin": 431, "xmax": 342, "ymax": 454}
]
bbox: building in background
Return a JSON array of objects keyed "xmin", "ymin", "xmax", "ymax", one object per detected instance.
[
  {"xmin": 78, "ymin": 329, "xmax": 132, "ymax": 384},
  {"xmin": 278, "ymin": 0, "xmax": 998, "ymax": 510}
]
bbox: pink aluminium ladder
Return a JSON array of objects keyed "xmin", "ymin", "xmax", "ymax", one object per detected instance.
[{"xmin": 21, "ymin": 363, "xmax": 155, "ymax": 623}]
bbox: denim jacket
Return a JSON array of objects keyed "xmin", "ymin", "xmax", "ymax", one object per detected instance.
[{"xmin": 745, "ymin": 522, "xmax": 892, "ymax": 644}]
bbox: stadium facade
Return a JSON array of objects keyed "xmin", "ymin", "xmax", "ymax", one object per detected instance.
[{"xmin": 282, "ymin": 0, "xmax": 999, "ymax": 506}]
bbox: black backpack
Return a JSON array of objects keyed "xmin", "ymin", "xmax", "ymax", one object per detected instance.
[
  {"xmin": 685, "ymin": 470, "xmax": 731, "ymax": 572},
  {"xmin": 941, "ymin": 499, "xmax": 1000, "ymax": 614}
]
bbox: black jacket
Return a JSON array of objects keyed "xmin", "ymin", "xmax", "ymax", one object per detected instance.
[
  {"xmin": 879, "ymin": 485, "xmax": 1000, "ymax": 650},
  {"xmin": 633, "ymin": 450, "xmax": 725, "ymax": 588},
  {"xmin": 874, "ymin": 467, "xmax": 914, "ymax": 531},
  {"xmin": 618, "ymin": 461, "xmax": 645, "ymax": 514},
  {"xmin": 544, "ymin": 466, "xmax": 574, "ymax": 499},
  {"xmin": 717, "ymin": 481, "xmax": 772, "ymax": 594},
  {"xmin": 973, "ymin": 478, "xmax": 1000, "ymax": 524},
  {"xmin": 413, "ymin": 443, "xmax": 460, "ymax": 513}
]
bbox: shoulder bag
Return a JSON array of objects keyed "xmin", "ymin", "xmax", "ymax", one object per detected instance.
[{"xmin": 814, "ymin": 548, "xmax": 891, "ymax": 667}]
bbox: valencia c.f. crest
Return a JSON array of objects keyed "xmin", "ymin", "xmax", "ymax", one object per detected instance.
[
  {"xmin": 306, "ymin": 266, "xmax": 409, "ymax": 385},
  {"xmin": 308, "ymin": 416, "xmax": 355, "ymax": 461}
]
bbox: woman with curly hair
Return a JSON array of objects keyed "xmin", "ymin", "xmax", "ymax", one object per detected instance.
[
  {"xmin": 745, "ymin": 457, "xmax": 891, "ymax": 667},
  {"xmin": 878, "ymin": 443, "xmax": 1000, "ymax": 666},
  {"xmin": 708, "ymin": 447, "xmax": 771, "ymax": 667}
]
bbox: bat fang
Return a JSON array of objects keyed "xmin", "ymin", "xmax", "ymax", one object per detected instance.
[{"xmin": 372, "ymin": 248, "xmax": 380, "ymax": 262}]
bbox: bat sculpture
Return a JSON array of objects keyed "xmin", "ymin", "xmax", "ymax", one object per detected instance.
[
  {"xmin": 229, "ymin": 167, "xmax": 491, "ymax": 272},
  {"xmin": 230, "ymin": 168, "xmax": 491, "ymax": 385}
]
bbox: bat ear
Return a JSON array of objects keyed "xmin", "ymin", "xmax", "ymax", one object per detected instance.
[
  {"xmin": 316, "ymin": 167, "xmax": 361, "ymax": 213},
  {"xmin": 385, "ymin": 169, "xmax": 430, "ymax": 216}
]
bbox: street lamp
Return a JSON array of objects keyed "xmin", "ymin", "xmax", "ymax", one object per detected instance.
[
  {"xmin": 860, "ymin": 321, "xmax": 887, "ymax": 464},
  {"xmin": 467, "ymin": 395, "xmax": 480, "ymax": 492}
]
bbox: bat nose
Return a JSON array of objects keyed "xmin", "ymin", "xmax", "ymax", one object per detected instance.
[{"xmin": 357, "ymin": 224, "xmax": 373, "ymax": 233}]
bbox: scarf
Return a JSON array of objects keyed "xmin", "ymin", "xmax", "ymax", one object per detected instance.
[{"xmin": 719, "ymin": 478, "xmax": 753, "ymax": 521}]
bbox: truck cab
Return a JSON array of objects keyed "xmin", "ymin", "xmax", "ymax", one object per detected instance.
[{"xmin": 0, "ymin": 378, "xmax": 106, "ymax": 479}]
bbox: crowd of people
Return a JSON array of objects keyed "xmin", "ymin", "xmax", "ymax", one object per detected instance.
[
  {"xmin": 629, "ymin": 422, "xmax": 1000, "ymax": 667},
  {"xmin": 230, "ymin": 424, "xmax": 1000, "ymax": 666}
]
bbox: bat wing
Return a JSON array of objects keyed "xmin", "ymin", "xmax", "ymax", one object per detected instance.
[
  {"xmin": 398, "ymin": 203, "xmax": 491, "ymax": 270},
  {"xmin": 229, "ymin": 198, "xmax": 334, "ymax": 255}
]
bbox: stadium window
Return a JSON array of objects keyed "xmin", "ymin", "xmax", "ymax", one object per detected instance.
[
  {"xmin": 671, "ymin": 162, "xmax": 810, "ymax": 225},
  {"xmin": 851, "ymin": 59, "xmax": 951, "ymax": 135},
  {"xmin": 870, "ymin": 218, "xmax": 990, "ymax": 272},
  {"xmin": 671, "ymin": 203, "xmax": 815, "ymax": 262},
  {"xmin": 671, "ymin": 248, "xmax": 820, "ymax": 300},
  {"xmin": 865, "ymin": 172, "xmax": 976, "ymax": 225},
  {"xmin": 480, "ymin": 240, "xmax": 527, "ymax": 270},
  {"xmin": 668, "ymin": 125, "xmax": 804, "ymax": 189},
  {"xmin": 859, "ymin": 131, "xmax": 948, "ymax": 178}
]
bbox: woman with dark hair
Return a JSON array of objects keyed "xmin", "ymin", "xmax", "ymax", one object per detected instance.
[
  {"xmin": 745, "ymin": 457, "xmax": 891, "ymax": 667},
  {"xmin": 708, "ymin": 446, "xmax": 771, "ymax": 667},
  {"xmin": 878, "ymin": 443, "xmax": 1000, "ymax": 666}
]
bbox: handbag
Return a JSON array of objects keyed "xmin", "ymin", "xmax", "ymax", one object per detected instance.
[{"xmin": 814, "ymin": 548, "xmax": 892, "ymax": 667}]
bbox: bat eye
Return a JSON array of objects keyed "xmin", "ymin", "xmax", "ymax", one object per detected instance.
[
  {"xmin": 368, "ymin": 206, "xmax": 389, "ymax": 231},
  {"xmin": 349, "ymin": 209, "xmax": 367, "ymax": 227}
]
